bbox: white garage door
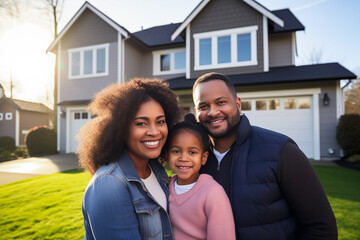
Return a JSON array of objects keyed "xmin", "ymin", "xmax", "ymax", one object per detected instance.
[
  {"xmin": 70, "ymin": 111, "xmax": 91, "ymax": 153},
  {"xmin": 241, "ymin": 96, "xmax": 314, "ymax": 158}
]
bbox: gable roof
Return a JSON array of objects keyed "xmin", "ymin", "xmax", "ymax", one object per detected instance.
[
  {"xmin": 270, "ymin": 9, "xmax": 304, "ymax": 33},
  {"xmin": 171, "ymin": 0, "xmax": 284, "ymax": 41},
  {"xmin": 166, "ymin": 63, "xmax": 357, "ymax": 90},
  {"xmin": 47, "ymin": 1, "xmax": 129, "ymax": 53},
  {"xmin": 132, "ymin": 23, "xmax": 184, "ymax": 48},
  {"xmin": 2, "ymin": 98, "xmax": 50, "ymax": 113}
]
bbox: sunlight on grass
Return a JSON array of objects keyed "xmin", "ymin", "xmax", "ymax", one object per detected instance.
[
  {"xmin": 0, "ymin": 170, "xmax": 91, "ymax": 239},
  {"xmin": 0, "ymin": 166, "xmax": 358, "ymax": 239}
]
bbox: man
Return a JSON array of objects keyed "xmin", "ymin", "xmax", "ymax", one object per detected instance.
[{"xmin": 193, "ymin": 72, "xmax": 337, "ymax": 240}]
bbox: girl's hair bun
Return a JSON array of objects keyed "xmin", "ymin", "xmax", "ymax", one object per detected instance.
[{"xmin": 184, "ymin": 113, "xmax": 196, "ymax": 123}]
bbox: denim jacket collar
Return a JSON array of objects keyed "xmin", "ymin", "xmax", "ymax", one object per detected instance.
[{"xmin": 116, "ymin": 151, "xmax": 170, "ymax": 184}]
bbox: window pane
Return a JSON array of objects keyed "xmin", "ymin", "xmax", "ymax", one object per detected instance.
[
  {"xmin": 268, "ymin": 99, "xmax": 280, "ymax": 110},
  {"xmin": 160, "ymin": 54, "xmax": 170, "ymax": 71},
  {"xmin": 84, "ymin": 50, "xmax": 93, "ymax": 75},
  {"xmin": 298, "ymin": 98, "xmax": 311, "ymax": 109},
  {"xmin": 199, "ymin": 38, "xmax": 212, "ymax": 66},
  {"xmin": 97, "ymin": 48, "xmax": 106, "ymax": 73},
  {"xmin": 284, "ymin": 99, "xmax": 297, "ymax": 109},
  {"xmin": 241, "ymin": 101, "xmax": 251, "ymax": 111},
  {"xmin": 71, "ymin": 52, "xmax": 80, "ymax": 76},
  {"xmin": 218, "ymin": 36, "xmax": 231, "ymax": 64},
  {"xmin": 82, "ymin": 112, "xmax": 88, "ymax": 119},
  {"xmin": 256, "ymin": 100, "xmax": 267, "ymax": 110},
  {"xmin": 174, "ymin": 52, "xmax": 186, "ymax": 70},
  {"xmin": 74, "ymin": 113, "xmax": 80, "ymax": 119},
  {"xmin": 237, "ymin": 33, "xmax": 251, "ymax": 62}
]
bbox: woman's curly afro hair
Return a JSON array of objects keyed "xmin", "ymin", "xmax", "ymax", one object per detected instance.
[{"xmin": 77, "ymin": 78, "xmax": 181, "ymax": 174}]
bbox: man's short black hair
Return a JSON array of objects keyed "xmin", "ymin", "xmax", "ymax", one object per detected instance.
[{"xmin": 192, "ymin": 72, "xmax": 237, "ymax": 99}]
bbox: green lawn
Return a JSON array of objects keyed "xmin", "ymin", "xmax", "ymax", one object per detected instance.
[{"xmin": 0, "ymin": 166, "xmax": 359, "ymax": 240}]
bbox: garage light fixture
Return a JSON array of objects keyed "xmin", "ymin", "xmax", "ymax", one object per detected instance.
[{"xmin": 322, "ymin": 93, "xmax": 329, "ymax": 106}]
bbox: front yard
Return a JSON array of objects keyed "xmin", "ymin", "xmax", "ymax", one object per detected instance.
[{"xmin": 0, "ymin": 165, "xmax": 359, "ymax": 239}]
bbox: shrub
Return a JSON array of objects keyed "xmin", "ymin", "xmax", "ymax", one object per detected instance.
[
  {"xmin": 25, "ymin": 126, "xmax": 57, "ymax": 156},
  {"xmin": 336, "ymin": 114, "xmax": 360, "ymax": 156},
  {"xmin": 0, "ymin": 150, "xmax": 12, "ymax": 160},
  {"xmin": 0, "ymin": 136, "xmax": 16, "ymax": 152},
  {"xmin": 346, "ymin": 154, "xmax": 360, "ymax": 165},
  {"xmin": 15, "ymin": 148, "xmax": 28, "ymax": 157}
]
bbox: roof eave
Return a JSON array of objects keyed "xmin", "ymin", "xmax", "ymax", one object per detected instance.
[{"xmin": 47, "ymin": 1, "xmax": 129, "ymax": 53}]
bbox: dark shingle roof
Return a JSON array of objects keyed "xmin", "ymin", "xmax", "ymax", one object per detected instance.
[
  {"xmin": 132, "ymin": 9, "xmax": 304, "ymax": 47},
  {"xmin": 270, "ymin": 9, "xmax": 305, "ymax": 33},
  {"xmin": 166, "ymin": 63, "xmax": 357, "ymax": 90},
  {"xmin": 8, "ymin": 99, "xmax": 50, "ymax": 113},
  {"xmin": 132, "ymin": 23, "xmax": 184, "ymax": 47}
]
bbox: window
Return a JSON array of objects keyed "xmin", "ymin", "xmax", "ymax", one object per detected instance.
[
  {"xmin": 68, "ymin": 44, "xmax": 109, "ymax": 79},
  {"xmin": 5, "ymin": 112, "xmax": 12, "ymax": 120},
  {"xmin": 298, "ymin": 98, "xmax": 311, "ymax": 109},
  {"xmin": 268, "ymin": 99, "xmax": 280, "ymax": 110},
  {"xmin": 241, "ymin": 101, "xmax": 251, "ymax": 111},
  {"xmin": 256, "ymin": 100, "xmax": 267, "ymax": 110},
  {"xmin": 284, "ymin": 99, "xmax": 297, "ymax": 110},
  {"xmin": 153, "ymin": 48, "xmax": 186, "ymax": 75},
  {"xmin": 0, "ymin": 113, "xmax": 2, "ymax": 121},
  {"xmin": 194, "ymin": 26, "xmax": 258, "ymax": 70}
]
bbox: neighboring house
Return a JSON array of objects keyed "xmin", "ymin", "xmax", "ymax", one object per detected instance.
[
  {"xmin": 47, "ymin": 0, "xmax": 356, "ymax": 159},
  {"xmin": 0, "ymin": 96, "xmax": 51, "ymax": 147}
]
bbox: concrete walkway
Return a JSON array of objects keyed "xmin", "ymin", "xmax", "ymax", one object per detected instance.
[{"xmin": 0, "ymin": 153, "xmax": 80, "ymax": 185}]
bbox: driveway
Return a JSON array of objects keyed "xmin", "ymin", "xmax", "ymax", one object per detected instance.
[{"xmin": 0, "ymin": 153, "xmax": 80, "ymax": 185}]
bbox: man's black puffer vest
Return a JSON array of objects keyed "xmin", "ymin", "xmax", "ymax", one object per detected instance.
[{"xmin": 231, "ymin": 115, "xmax": 298, "ymax": 240}]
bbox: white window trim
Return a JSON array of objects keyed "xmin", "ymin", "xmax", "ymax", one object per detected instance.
[
  {"xmin": 5, "ymin": 112, "xmax": 12, "ymax": 120},
  {"xmin": 153, "ymin": 48, "xmax": 186, "ymax": 75},
  {"xmin": 0, "ymin": 113, "xmax": 3, "ymax": 121},
  {"xmin": 68, "ymin": 43, "xmax": 109, "ymax": 79},
  {"xmin": 194, "ymin": 26, "xmax": 258, "ymax": 70}
]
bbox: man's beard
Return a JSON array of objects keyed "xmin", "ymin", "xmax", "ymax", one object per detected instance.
[{"xmin": 206, "ymin": 109, "xmax": 240, "ymax": 139}]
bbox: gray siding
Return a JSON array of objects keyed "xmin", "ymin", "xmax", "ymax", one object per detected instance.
[
  {"xmin": 269, "ymin": 33, "xmax": 293, "ymax": 67},
  {"xmin": 0, "ymin": 99, "xmax": 15, "ymax": 140},
  {"xmin": 19, "ymin": 111, "xmax": 49, "ymax": 146},
  {"xmin": 124, "ymin": 39, "xmax": 152, "ymax": 80},
  {"xmin": 59, "ymin": 9, "xmax": 119, "ymax": 102},
  {"xmin": 190, "ymin": 0, "xmax": 264, "ymax": 78}
]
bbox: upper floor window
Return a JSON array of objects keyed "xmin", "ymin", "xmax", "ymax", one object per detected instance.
[
  {"xmin": 0, "ymin": 113, "xmax": 3, "ymax": 121},
  {"xmin": 68, "ymin": 43, "xmax": 109, "ymax": 79},
  {"xmin": 194, "ymin": 26, "xmax": 258, "ymax": 70},
  {"xmin": 5, "ymin": 112, "xmax": 12, "ymax": 120},
  {"xmin": 153, "ymin": 48, "xmax": 186, "ymax": 75}
]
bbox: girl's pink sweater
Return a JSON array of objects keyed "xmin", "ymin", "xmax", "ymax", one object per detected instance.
[{"xmin": 169, "ymin": 174, "xmax": 236, "ymax": 240}]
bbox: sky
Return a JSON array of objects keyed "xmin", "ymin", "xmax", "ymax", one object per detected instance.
[{"xmin": 0, "ymin": 0, "xmax": 359, "ymax": 107}]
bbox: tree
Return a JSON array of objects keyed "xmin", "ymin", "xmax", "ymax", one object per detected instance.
[
  {"xmin": 345, "ymin": 79, "xmax": 360, "ymax": 114},
  {"xmin": 42, "ymin": 0, "xmax": 65, "ymax": 130}
]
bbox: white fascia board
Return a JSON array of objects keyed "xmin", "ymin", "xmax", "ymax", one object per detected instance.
[
  {"xmin": 171, "ymin": 0, "xmax": 211, "ymax": 41},
  {"xmin": 47, "ymin": 2, "xmax": 128, "ymax": 53},
  {"xmin": 243, "ymin": 0, "xmax": 284, "ymax": 27}
]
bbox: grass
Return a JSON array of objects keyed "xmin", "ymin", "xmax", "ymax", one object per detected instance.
[
  {"xmin": 313, "ymin": 166, "xmax": 360, "ymax": 240},
  {"xmin": 0, "ymin": 166, "xmax": 359, "ymax": 239}
]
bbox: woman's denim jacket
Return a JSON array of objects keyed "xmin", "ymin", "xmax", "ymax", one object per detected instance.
[{"xmin": 82, "ymin": 152, "xmax": 173, "ymax": 240}]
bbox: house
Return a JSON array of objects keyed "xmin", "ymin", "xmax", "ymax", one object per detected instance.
[
  {"xmin": 0, "ymin": 93, "xmax": 51, "ymax": 147},
  {"xmin": 47, "ymin": 0, "xmax": 356, "ymax": 159}
]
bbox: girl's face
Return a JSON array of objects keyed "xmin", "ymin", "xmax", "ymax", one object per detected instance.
[
  {"xmin": 167, "ymin": 130, "xmax": 208, "ymax": 185},
  {"xmin": 126, "ymin": 99, "xmax": 168, "ymax": 163}
]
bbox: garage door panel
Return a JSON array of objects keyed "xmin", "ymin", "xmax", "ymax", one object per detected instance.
[{"xmin": 242, "ymin": 96, "xmax": 314, "ymax": 158}]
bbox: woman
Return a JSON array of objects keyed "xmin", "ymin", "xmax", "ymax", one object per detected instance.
[{"xmin": 78, "ymin": 78, "xmax": 181, "ymax": 240}]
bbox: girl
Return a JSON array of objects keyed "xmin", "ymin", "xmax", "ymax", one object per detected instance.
[
  {"xmin": 78, "ymin": 78, "xmax": 181, "ymax": 240},
  {"xmin": 166, "ymin": 113, "xmax": 235, "ymax": 240}
]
